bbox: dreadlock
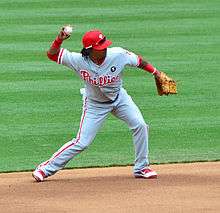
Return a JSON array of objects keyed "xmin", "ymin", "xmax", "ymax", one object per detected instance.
[{"xmin": 81, "ymin": 48, "xmax": 92, "ymax": 58}]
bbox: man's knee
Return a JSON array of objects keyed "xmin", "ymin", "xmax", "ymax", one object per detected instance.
[
  {"xmin": 73, "ymin": 139, "xmax": 91, "ymax": 151},
  {"xmin": 131, "ymin": 120, "xmax": 148, "ymax": 132}
]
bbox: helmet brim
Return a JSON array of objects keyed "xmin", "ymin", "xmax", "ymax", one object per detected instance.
[{"xmin": 93, "ymin": 40, "xmax": 112, "ymax": 50}]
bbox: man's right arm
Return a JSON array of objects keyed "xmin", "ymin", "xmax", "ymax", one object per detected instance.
[{"xmin": 47, "ymin": 27, "xmax": 71, "ymax": 62}]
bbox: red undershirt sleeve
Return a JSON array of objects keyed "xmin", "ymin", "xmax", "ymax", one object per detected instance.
[
  {"xmin": 47, "ymin": 36, "xmax": 63, "ymax": 62},
  {"xmin": 138, "ymin": 56, "xmax": 158, "ymax": 75}
]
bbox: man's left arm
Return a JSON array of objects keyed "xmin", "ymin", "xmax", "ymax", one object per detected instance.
[
  {"xmin": 137, "ymin": 56, "xmax": 161, "ymax": 78},
  {"xmin": 137, "ymin": 56, "xmax": 177, "ymax": 96}
]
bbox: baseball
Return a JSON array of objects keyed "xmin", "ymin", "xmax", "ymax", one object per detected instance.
[{"xmin": 64, "ymin": 26, "xmax": 73, "ymax": 35}]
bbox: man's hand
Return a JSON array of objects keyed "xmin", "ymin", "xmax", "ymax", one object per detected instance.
[
  {"xmin": 48, "ymin": 25, "xmax": 73, "ymax": 56},
  {"xmin": 58, "ymin": 25, "xmax": 73, "ymax": 40}
]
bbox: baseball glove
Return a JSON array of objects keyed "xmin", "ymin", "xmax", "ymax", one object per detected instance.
[{"xmin": 154, "ymin": 72, "xmax": 177, "ymax": 96}]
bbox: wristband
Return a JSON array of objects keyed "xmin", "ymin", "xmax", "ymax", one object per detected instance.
[
  {"xmin": 52, "ymin": 36, "xmax": 63, "ymax": 49},
  {"xmin": 152, "ymin": 68, "xmax": 157, "ymax": 75},
  {"xmin": 144, "ymin": 63, "xmax": 158, "ymax": 75}
]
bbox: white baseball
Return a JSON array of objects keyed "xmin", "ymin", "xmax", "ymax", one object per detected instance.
[{"xmin": 64, "ymin": 26, "xmax": 73, "ymax": 35}]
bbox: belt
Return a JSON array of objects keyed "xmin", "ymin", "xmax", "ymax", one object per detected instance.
[{"xmin": 94, "ymin": 94, "xmax": 119, "ymax": 104}]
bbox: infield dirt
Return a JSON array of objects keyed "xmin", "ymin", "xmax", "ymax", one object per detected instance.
[{"xmin": 0, "ymin": 162, "xmax": 219, "ymax": 213}]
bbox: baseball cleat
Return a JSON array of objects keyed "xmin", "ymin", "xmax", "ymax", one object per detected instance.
[
  {"xmin": 32, "ymin": 169, "xmax": 46, "ymax": 182},
  {"xmin": 134, "ymin": 168, "xmax": 157, "ymax": 179}
]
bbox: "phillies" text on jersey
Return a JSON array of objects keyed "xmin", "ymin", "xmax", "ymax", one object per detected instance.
[{"xmin": 80, "ymin": 70, "xmax": 120, "ymax": 86}]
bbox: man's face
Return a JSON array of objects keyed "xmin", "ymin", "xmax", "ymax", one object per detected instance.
[{"xmin": 90, "ymin": 48, "xmax": 107, "ymax": 59}]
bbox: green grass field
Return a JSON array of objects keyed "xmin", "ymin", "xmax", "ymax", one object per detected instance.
[{"xmin": 0, "ymin": 0, "xmax": 219, "ymax": 172}]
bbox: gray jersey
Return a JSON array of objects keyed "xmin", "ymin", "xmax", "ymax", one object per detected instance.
[{"xmin": 58, "ymin": 47, "xmax": 140, "ymax": 102}]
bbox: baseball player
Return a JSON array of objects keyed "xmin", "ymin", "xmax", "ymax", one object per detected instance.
[{"xmin": 33, "ymin": 26, "xmax": 161, "ymax": 182}]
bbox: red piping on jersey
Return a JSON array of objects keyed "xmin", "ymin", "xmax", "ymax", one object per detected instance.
[
  {"xmin": 75, "ymin": 99, "xmax": 87, "ymax": 142},
  {"xmin": 137, "ymin": 56, "xmax": 142, "ymax": 67},
  {"xmin": 41, "ymin": 98, "xmax": 88, "ymax": 167},
  {"xmin": 58, "ymin": 48, "xmax": 64, "ymax": 64}
]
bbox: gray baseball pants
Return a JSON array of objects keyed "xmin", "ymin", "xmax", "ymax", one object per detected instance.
[{"xmin": 38, "ymin": 88, "xmax": 149, "ymax": 176}]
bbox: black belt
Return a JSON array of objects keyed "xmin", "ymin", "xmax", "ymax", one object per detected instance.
[{"xmin": 94, "ymin": 94, "xmax": 119, "ymax": 104}]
